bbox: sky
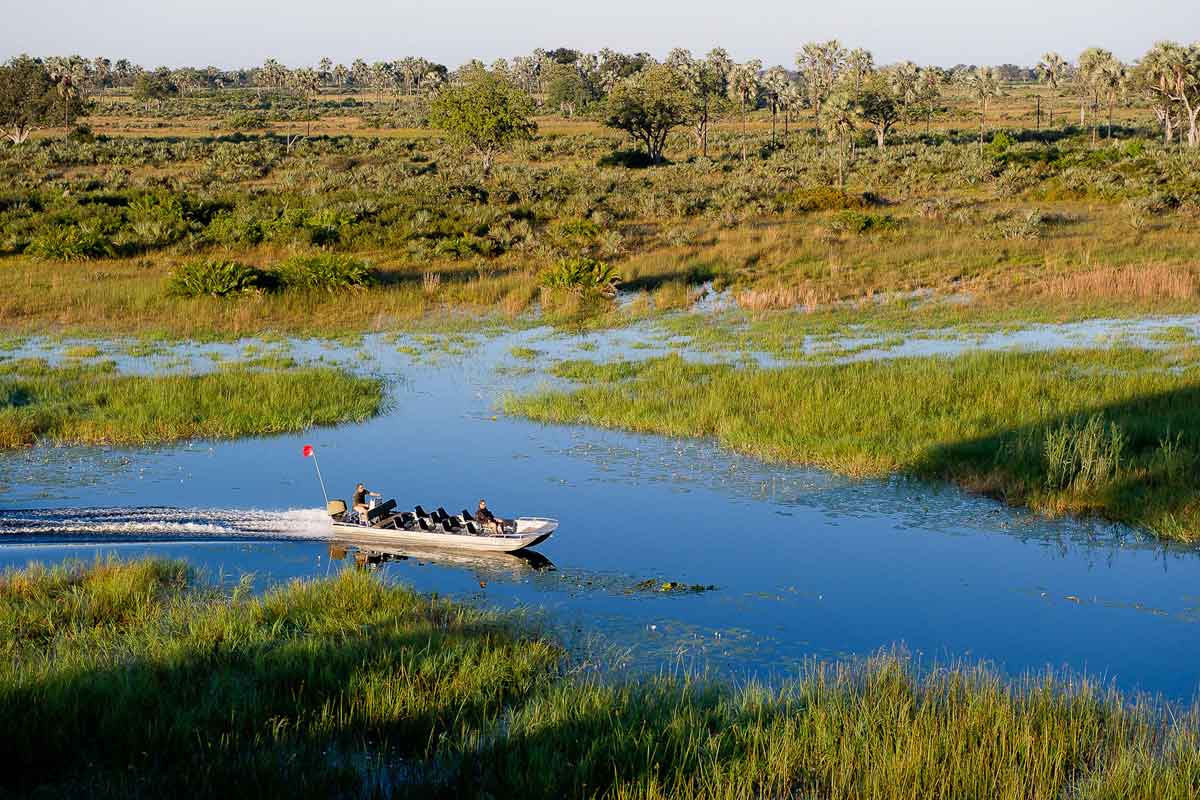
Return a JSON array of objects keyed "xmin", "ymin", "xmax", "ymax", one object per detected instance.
[{"xmin": 4, "ymin": 0, "xmax": 1198, "ymax": 70}]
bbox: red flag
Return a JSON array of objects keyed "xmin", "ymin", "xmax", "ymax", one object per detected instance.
[{"xmin": 302, "ymin": 444, "xmax": 314, "ymax": 458}]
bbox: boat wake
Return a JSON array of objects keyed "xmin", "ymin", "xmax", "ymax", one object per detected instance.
[{"xmin": 0, "ymin": 507, "xmax": 331, "ymax": 543}]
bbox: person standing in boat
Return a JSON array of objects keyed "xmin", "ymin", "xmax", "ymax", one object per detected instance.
[
  {"xmin": 352, "ymin": 483, "xmax": 380, "ymax": 523},
  {"xmin": 476, "ymin": 499, "xmax": 508, "ymax": 533}
]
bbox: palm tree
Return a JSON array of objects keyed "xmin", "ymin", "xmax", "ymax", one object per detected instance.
[
  {"xmin": 292, "ymin": 67, "xmax": 321, "ymax": 138},
  {"xmin": 350, "ymin": 59, "xmax": 370, "ymax": 96},
  {"xmin": 1077, "ymin": 47, "xmax": 1114, "ymax": 144},
  {"xmin": 959, "ymin": 66, "xmax": 1003, "ymax": 153},
  {"xmin": 796, "ymin": 40, "xmax": 847, "ymax": 127},
  {"xmin": 780, "ymin": 82, "xmax": 803, "ymax": 138},
  {"xmin": 916, "ymin": 67, "xmax": 944, "ymax": 135},
  {"xmin": 819, "ymin": 89, "xmax": 857, "ymax": 188},
  {"xmin": 1097, "ymin": 56, "xmax": 1127, "ymax": 138},
  {"xmin": 762, "ymin": 66, "xmax": 791, "ymax": 144},
  {"xmin": 727, "ymin": 60, "xmax": 762, "ymax": 161},
  {"xmin": 847, "ymin": 48, "xmax": 874, "ymax": 91},
  {"xmin": 49, "ymin": 71, "xmax": 80, "ymax": 128},
  {"xmin": 1133, "ymin": 42, "xmax": 1200, "ymax": 148},
  {"xmin": 888, "ymin": 61, "xmax": 921, "ymax": 128},
  {"xmin": 1037, "ymin": 52, "xmax": 1069, "ymax": 128}
]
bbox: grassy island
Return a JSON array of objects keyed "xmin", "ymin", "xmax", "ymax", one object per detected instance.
[
  {"xmin": 509, "ymin": 349, "xmax": 1200, "ymax": 541},
  {"xmin": 0, "ymin": 358, "xmax": 383, "ymax": 448}
]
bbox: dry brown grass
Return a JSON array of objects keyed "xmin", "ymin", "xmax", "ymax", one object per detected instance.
[
  {"xmin": 736, "ymin": 283, "xmax": 838, "ymax": 312},
  {"xmin": 1035, "ymin": 263, "xmax": 1200, "ymax": 302}
]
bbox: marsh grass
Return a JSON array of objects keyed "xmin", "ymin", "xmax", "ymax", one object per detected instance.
[
  {"xmin": 511, "ymin": 349, "xmax": 1200, "ymax": 541},
  {"xmin": 0, "ymin": 558, "xmax": 561, "ymax": 798},
  {"xmin": 2, "ymin": 558, "xmax": 1197, "ymax": 799},
  {"xmin": 0, "ymin": 358, "xmax": 382, "ymax": 448}
]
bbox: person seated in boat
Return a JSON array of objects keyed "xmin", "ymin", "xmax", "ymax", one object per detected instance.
[
  {"xmin": 352, "ymin": 483, "xmax": 380, "ymax": 523},
  {"xmin": 475, "ymin": 499, "xmax": 508, "ymax": 533}
]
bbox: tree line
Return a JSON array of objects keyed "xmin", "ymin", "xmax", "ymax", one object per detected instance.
[{"xmin": 3, "ymin": 42, "xmax": 1199, "ymax": 156}]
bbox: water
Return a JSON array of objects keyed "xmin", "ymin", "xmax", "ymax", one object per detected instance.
[{"xmin": 2, "ymin": 325, "xmax": 1199, "ymax": 700}]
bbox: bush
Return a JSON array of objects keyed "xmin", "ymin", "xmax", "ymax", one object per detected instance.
[
  {"xmin": 776, "ymin": 187, "xmax": 871, "ymax": 213},
  {"xmin": 276, "ymin": 253, "xmax": 377, "ymax": 292},
  {"xmin": 227, "ymin": 111, "xmax": 268, "ymax": 131},
  {"xmin": 203, "ymin": 211, "xmax": 266, "ymax": 245},
  {"xmin": 25, "ymin": 222, "xmax": 116, "ymax": 261},
  {"xmin": 539, "ymin": 256, "xmax": 620, "ymax": 296},
  {"xmin": 166, "ymin": 259, "xmax": 267, "ymax": 297},
  {"xmin": 124, "ymin": 194, "xmax": 190, "ymax": 248},
  {"xmin": 828, "ymin": 210, "xmax": 899, "ymax": 235}
]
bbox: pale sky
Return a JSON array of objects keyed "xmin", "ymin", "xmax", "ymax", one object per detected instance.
[{"xmin": 4, "ymin": 0, "xmax": 1198, "ymax": 70}]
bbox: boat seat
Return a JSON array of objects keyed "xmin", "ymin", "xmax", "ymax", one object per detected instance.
[
  {"xmin": 465, "ymin": 521, "xmax": 480, "ymax": 535},
  {"xmin": 399, "ymin": 511, "xmax": 415, "ymax": 524},
  {"xmin": 440, "ymin": 520, "xmax": 455, "ymax": 532},
  {"xmin": 435, "ymin": 507, "xmax": 451, "ymax": 521},
  {"xmin": 418, "ymin": 517, "xmax": 434, "ymax": 531},
  {"xmin": 414, "ymin": 505, "xmax": 429, "ymax": 518},
  {"xmin": 368, "ymin": 499, "xmax": 397, "ymax": 522},
  {"xmin": 461, "ymin": 509, "xmax": 475, "ymax": 521}
]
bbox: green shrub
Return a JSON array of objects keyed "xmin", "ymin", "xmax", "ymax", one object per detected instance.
[
  {"xmin": 276, "ymin": 253, "xmax": 377, "ymax": 292},
  {"xmin": 25, "ymin": 222, "xmax": 116, "ymax": 261},
  {"xmin": 539, "ymin": 256, "xmax": 620, "ymax": 296},
  {"xmin": 776, "ymin": 187, "xmax": 870, "ymax": 213},
  {"xmin": 985, "ymin": 131, "xmax": 1016, "ymax": 158},
  {"xmin": 227, "ymin": 111, "xmax": 267, "ymax": 130},
  {"xmin": 203, "ymin": 211, "xmax": 266, "ymax": 246},
  {"xmin": 828, "ymin": 210, "xmax": 899, "ymax": 235},
  {"xmin": 124, "ymin": 194, "xmax": 190, "ymax": 248},
  {"xmin": 166, "ymin": 259, "xmax": 267, "ymax": 297}
]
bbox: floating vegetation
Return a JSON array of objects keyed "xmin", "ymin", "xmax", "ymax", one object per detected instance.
[{"xmin": 630, "ymin": 579, "xmax": 718, "ymax": 594}]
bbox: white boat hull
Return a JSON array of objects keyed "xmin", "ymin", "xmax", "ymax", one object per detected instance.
[{"xmin": 329, "ymin": 516, "xmax": 557, "ymax": 553}]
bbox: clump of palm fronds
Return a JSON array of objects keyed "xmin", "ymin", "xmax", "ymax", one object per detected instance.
[
  {"xmin": 166, "ymin": 258, "xmax": 267, "ymax": 297},
  {"xmin": 25, "ymin": 222, "xmax": 116, "ymax": 261},
  {"xmin": 275, "ymin": 253, "xmax": 377, "ymax": 292},
  {"xmin": 539, "ymin": 256, "xmax": 620, "ymax": 296}
]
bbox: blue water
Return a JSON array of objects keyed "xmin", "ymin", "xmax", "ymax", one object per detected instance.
[{"xmin": 1, "ymin": 327, "xmax": 1198, "ymax": 700}]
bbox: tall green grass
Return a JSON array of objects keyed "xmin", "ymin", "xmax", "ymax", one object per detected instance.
[
  {"xmin": 509, "ymin": 349, "xmax": 1200, "ymax": 541},
  {"xmin": 0, "ymin": 558, "xmax": 560, "ymax": 798},
  {"xmin": 0, "ymin": 358, "xmax": 383, "ymax": 448},
  {"xmin": 1, "ymin": 559, "xmax": 1197, "ymax": 798}
]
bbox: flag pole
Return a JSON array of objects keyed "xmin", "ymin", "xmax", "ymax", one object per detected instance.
[
  {"xmin": 312, "ymin": 453, "xmax": 329, "ymax": 506},
  {"xmin": 305, "ymin": 445, "xmax": 330, "ymax": 506}
]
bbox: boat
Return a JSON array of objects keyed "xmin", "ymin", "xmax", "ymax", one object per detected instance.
[{"xmin": 324, "ymin": 498, "xmax": 557, "ymax": 553}]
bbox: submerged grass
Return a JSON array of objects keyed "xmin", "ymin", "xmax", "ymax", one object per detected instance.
[
  {"xmin": 511, "ymin": 349, "xmax": 1200, "ymax": 541},
  {"xmin": 1, "ymin": 558, "xmax": 1197, "ymax": 799},
  {"xmin": 0, "ymin": 358, "xmax": 383, "ymax": 448}
]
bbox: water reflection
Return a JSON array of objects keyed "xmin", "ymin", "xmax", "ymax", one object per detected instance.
[{"xmin": 330, "ymin": 539, "xmax": 556, "ymax": 576}]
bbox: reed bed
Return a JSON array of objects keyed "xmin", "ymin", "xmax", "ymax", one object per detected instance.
[
  {"xmin": 0, "ymin": 358, "xmax": 383, "ymax": 448},
  {"xmin": 1, "ymin": 558, "xmax": 1196, "ymax": 798},
  {"xmin": 509, "ymin": 349, "xmax": 1200, "ymax": 541}
]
